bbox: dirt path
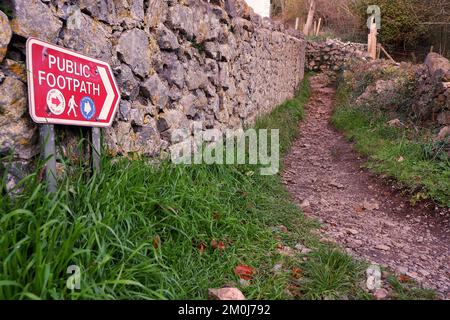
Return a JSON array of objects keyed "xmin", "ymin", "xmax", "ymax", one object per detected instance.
[{"xmin": 282, "ymin": 73, "xmax": 450, "ymax": 298}]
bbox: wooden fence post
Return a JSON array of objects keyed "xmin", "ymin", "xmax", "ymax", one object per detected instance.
[
  {"xmin": 316, "ymin": 18, "xmax": 322, "ymax": 36},
  {"xmin": 368, "ymin": 18, "xmax": 378, "ymax": 59}
]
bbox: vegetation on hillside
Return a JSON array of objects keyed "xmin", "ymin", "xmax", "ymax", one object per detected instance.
[
  {"xmin": 332, "ymin": 74, "xmax": 450, "ymax": 207},
  {"xmin": 272, "ymin": 0, "xmax": 449, "ymax": 58}
]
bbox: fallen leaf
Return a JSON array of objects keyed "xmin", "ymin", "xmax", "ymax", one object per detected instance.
[
  {"xmin": 211, "ymin": 239, "xmax": 218, "ymax": 249},
  {"xmin": 397, "ymin": 156, "xmax": 405, "ymax": 162},
  {"xmin": 198, "ymin": 242, "xmax": 206, "ymax": 255},
  {"xmin": 218, "ymin": 241, "xmax": 226, "ymax": 250},
  {"xmin": 234, "ymin": 265, "xmax": 254, "ymax": 280},
  {"xmin": 398, "ymin": 274, "xmax": 412, "ymax": 283},
  {"xmin": 292, "ymin": 267, "xmax": 303, "ymax": 279},
  {"xmin": 152, "ymin": 235, "xmax": 161, "ymax": 249}
]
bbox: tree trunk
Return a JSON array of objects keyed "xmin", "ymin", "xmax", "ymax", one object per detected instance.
[{"xmin": 303, "ymin": 0, "xmax": 316, "ymax": 36}]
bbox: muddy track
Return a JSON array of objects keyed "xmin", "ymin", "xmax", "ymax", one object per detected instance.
[{"xmin": 282, "ymin": 73, "xmax": 450, "ymax": 298}]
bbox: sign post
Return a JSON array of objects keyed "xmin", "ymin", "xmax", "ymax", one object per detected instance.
[
  {"xmin": 26, "ymin": 38, "xmax": 120, "ymax": 191},
  {"xmin": 40, "ymin": 124, "xmax": 57, "ymax": 193},
  {"xmin": 92, "ymin": 127, "xmax": 101, "ymax": 171}
]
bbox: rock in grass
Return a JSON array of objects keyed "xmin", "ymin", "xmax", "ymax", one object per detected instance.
[
  {"xmin": 208, "ymin": 288, "xmax": 246, "ymax": 300},
  {"xmin": 373, "ymin": 288, "xmax": 389, "ymax": 300},
  {"xmin": 366, "ymin": 264, "xmax": 382, "ymax": 291},
  {"xmin": 435, "ymin": 126, "xmax": 450, "ymax": 141}
]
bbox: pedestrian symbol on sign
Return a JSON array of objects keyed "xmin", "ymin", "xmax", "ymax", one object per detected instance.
[{"xmin": 68, "ymin": 95, "xmax": 78, "ymax": 117}]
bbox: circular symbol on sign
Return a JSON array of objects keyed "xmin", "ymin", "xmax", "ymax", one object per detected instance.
[
  {"xmin": 80, "ymin": 96, "xmax": 96, "ymax": 120},
  {"xmin": 46, "ymin": 89, "xmax": 66, "ymax": 115}
]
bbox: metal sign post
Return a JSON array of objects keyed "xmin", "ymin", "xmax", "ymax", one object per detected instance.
[
  {"xmin": 92, "ymin": 127, "xmax": 101, "ymax": 172},
  {"xmin": 40, "ymin": 124, "xmax": 57, "ymax": 193}
]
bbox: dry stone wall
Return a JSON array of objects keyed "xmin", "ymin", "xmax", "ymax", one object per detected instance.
[
  {"xmin": 342, "ymin": 53, "xmax": 450, "ymax": 142},
  {"xmin": 0, "ymin": 0, "xmax": 305, "ymax": 170},
  {"xmin": 306, "ymin": 39, "xmax": 369, "ymax": 72},
  {"xmin": 413, "ymin": 53, "xmax": 450, "ymax": 126}
]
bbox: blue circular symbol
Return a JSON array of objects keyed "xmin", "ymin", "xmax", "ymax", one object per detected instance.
[{"xmin": 80, "ymin": 96, "xmax": 96, "ymax": 120}]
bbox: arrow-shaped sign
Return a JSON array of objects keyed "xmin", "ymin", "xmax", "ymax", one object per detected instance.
[
  {"xmin": 97, "ymin": 66, "xmax": 115, "ymax": 121},
  {"xmin": 26, "ymin": 38, "xmax": 120, "ymax": 128}
]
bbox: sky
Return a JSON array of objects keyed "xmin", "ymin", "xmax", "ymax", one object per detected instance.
[{"xmin": 245, "ymin": 0, "xmax": 271, "ymax": 18}]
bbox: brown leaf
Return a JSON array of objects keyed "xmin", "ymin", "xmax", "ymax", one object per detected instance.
[
  {"xmin": 217, "ymin": 241, "xmax": 226, "ymax": 250},
  {"xmin": 152, "ymin": 235, "xmax": 161, "ymax": 249},
  {"xmin": 211, "ymin": 239, "xmax": 218, "ymax": 249},
  {"xmin": 398, "ymin": 274, "xmax": 412, "ymax": 283},
  {"xmin": 234, "ymin": 265, "xmax": 254, "ymax": 280},
  {"xmin": 292, "ymin": 267, "xmax": 303, "ymax": 279},
  {"xmin": 198, "ymin": 242, "xmax": 206, "ymax": 255}
]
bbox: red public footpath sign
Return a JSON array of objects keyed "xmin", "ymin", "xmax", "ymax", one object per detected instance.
[{"xmin": 26, "ymin": 38, "xmax": 120, "ymax": 127}]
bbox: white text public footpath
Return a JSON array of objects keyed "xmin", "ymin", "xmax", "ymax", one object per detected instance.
[{"xmin": 37, "ymin": 54, "xmax": 101, "ymax": 96}]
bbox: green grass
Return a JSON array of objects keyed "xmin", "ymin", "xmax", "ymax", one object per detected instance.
[
  {"xmin": 0, "ymin": 75, "xmax": 436, "ymax": 300},
  {"xmin": 387, "ymin": 275, "xmax": 437, "ymax": 300},
  {"xmin": 332, "ymin": 86, "xmax": 450, "ymax": 207},
  {"xmin": 299, "ymin": 248, "xmax": 369, "ymax": 300}
]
